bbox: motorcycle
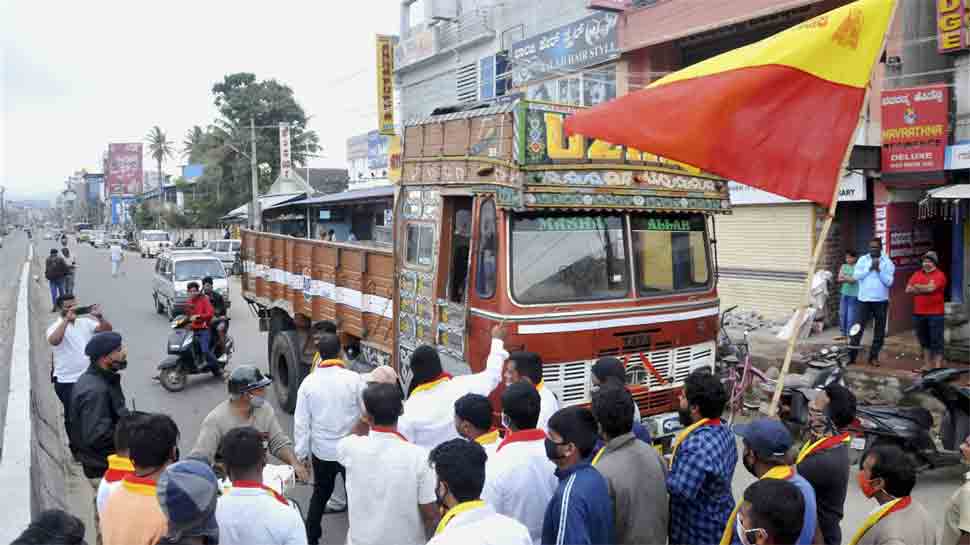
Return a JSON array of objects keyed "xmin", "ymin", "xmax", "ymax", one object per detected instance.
[
  {"xmin": 848, "ymin": 367, "xmax": 970, "ymax": 470},
  {"xmin": 157, "ymin": 315, "xmax": 234, "ymax": 392}
]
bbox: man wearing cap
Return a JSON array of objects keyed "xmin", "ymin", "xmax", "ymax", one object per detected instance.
[
  {"xmin": 728, "ymin": 418, "xmax": 820, "ymax": 545},
  {"xmin": 157, "ymin": 460, "xmax": 221, "ymax": 545},
  {"xmin": 851, "ymin": 238, "xmax": 896, "ymax": 366},
  {"xmin": 906, "ymin": 251, "xmax": 948, "ymax": 372},
  {"xmin": 69, "ymin": 331, "xmax": 129, "ymax": 480}
]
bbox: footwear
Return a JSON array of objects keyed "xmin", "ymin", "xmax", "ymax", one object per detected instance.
[
  {"xmin": 868, "ymin": 359, "xmax": 881, "ymax": 367},
  {"xmin": 217, "ymin": 354, "xmax": 228, "ymax": 363}
]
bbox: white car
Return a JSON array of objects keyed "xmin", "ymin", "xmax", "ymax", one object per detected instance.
[{"xmin": 91, "ymin": 231, "xmax": 108, "ymax": 248}]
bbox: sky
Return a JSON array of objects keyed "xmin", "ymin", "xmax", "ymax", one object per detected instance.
[{"xmin": 1, "ymin": 0, "xmax": 400, "ymax": 200}]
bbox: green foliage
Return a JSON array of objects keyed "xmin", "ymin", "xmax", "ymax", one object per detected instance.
[
  {"xmin": 182, "ymin": 126, "xmax": 206, "ymax": 163},
  {"xmin": 132, "ymin": 201, "xmax": 156, "ymax": 230}
]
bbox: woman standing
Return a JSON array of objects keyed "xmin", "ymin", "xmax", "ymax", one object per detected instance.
[{"xmin": 837, "ymin": 250, "xmax": 859, "ymax": 336}]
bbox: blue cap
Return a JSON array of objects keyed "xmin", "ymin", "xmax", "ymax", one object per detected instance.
[
  {"xmin": 84, "ymin": 331, "xmax": 122, "ymax": 360},
  {"xmin": 733, "ymin": 419, "xmax": 792, "ymax": 459},
  {"xmin": 156, "ymin": 460, "xmax": 220, "ymax": 542}
]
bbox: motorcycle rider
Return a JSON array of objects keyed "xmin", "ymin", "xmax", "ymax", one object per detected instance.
[
  {"xmin": 190, "ymin": 365, "xmax": 310, "ymax": 483},
  {"xmin": 185, "ymin": 282, "xmax": 221, "ymax": 369},
  {"xmin": 202, "ymin": 276, "xmax": 228, "ymax": 317}
]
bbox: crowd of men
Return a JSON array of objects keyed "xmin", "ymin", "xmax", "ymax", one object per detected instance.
[{"xmin": 15, "ymin": 307, "xmax": 970, "ymax": 545}]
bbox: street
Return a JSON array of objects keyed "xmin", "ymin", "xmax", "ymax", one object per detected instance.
[{"xmin": 13, "ymin": 238, "xmax": 962, "ymax": 544}]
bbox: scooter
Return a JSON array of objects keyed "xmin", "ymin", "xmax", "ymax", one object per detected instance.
[
  {"xmin": 848, "ymin": 367, "xmax": 970, "ymax": 470},
  {"xmin": 157, "ymin": 315, "xmax": 234, "ymax": 392}
]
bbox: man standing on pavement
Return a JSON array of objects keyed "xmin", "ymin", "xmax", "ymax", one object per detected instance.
[
  {"xmin": 47, "ymin": 294, "xmax": 112, "ymax": 449},
  {"xmin": 729, "ymin": 419, "xmax": 819, "ymax": 545},
  {"xmin": 109, "ymin": 239, "xmax": 125, "ymax": 278},
  {"xmin": 503, "ymin": 352, "xmax": 559, "ymax": 431},
  {"xmin": 851, "ymin": 238, "xmax": 896, "ymax": 366},
  {"xmin": 186, "ymin": 282, "xmax": 221, "ymax": 369},
  {"xmin": 336, "ymin": 383, "xmax": 438, "ymax": 545},
  {"xmin": 398, "ymin": 325, "xmax": 507, "ymax": 450},
  {"xmin": 482, "ymin": 382, "xmax": 556, "ymax": 544},
  {"xmin": 101, "ymin": 413, "xmax": 179, "ymax": 545},
  {"xmin": 906, "ymin": 251, "xmax": 948, "ymax": 372},
  {"xmin": 294, "ymin": 333, "xmax": 365, "ymax": 545},
  {"xmin": 216, "ymin": 427, "xmax": 307, "ymax": 545},
  {"xmin": 851, "ymin": 444, "xmax": 936, "ymax": 545},
  {"xmin": 427, "ymin": 439, "xmax": 531, "ymax": 545},
  {"xmin": 190, "ymin": 365, "xmax": 308, "ymax": 481},
  {"xmin": 737, "ymin": 478, "xmax": 808, "ymax": 545},
  {"xmin": 589, "ymin": 382, "xmax": 668, "ymax": 545},
  {"xmin": 667, "ymin": 368, "xmax": 737, "ymax": 545},
  {"xmin": 61, "ymin": 244, "xmax": 76, "ymax": 297},
  {"xmin": 454, "ymin": 394, "xmax": 501, "ymax": 457},
  {"xmin": 542, "ymin": 407, "xmax": 614, "ymax": 545},
  {"xmin": 45, "ymin": 248, "xmax": 70, "ymax": 311},
  {"xmin": 797, "ymin": 384, "xmax": 856, "ymax": 545}
]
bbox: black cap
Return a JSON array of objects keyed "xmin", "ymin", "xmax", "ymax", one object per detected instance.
[
  {"xmin": 227, "ymin": 365, "xmax": 273, "ymax": 395},
  {"xmin": 85, "ymin": 331, "xmax": 123, "ymax": 360}
]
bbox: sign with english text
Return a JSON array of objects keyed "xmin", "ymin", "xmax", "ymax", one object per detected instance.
[
  {"xmin": 728, "ymin": 172, "xmax": 865, "ymax": 205},
  {"xmin": 881, "ymin": 85, "xmax": 950, "ymax": 173},
  {"xmin": 510, "ymin": 13, "xmax": 619, "ymax": 87}
]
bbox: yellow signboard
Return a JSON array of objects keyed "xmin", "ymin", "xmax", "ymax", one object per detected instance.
[
  {"xmin": 376, "ymin": 35, "xmax": 396, "ymax": 135},
  {"xmin": 388, "ymin": 135, "xmax": 402, "ymax": 183}
]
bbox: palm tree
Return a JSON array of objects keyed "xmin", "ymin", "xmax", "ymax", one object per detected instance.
[
  {"xmin": 182, "ymin": 125, "xmax": 205, "ymax": 162},
  {"xmin": 146, "ymin": 126, "xmax": 174, "ymax": 227}
]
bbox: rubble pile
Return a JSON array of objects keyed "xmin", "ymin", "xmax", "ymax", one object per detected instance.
[{"xmin": 722, "ymin": 310, "xmax": 783, "ymax": 332}]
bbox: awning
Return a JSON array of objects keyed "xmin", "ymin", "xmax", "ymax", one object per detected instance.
[
  {"xmin": 219, "ymin": 193, "xmax": 307, "ymax": 221},
  {"xmin": 918, "ymin": 185, "xmax": 970, "ymax": 221},
  {"xmin": 925, "ymin": 184, "xmax": 970, "ymax": 200},
  {"xmin": 266, "ymin": 186, "xmax": 394, "ymax": 210}
]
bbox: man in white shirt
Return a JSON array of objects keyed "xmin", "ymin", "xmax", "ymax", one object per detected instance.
[
  {"xmin": 482, "ymin": 382, "xmax": 557, "ymax": 544},
  {"xmin": 109, "ymin": 242, "xmax": 125, "ymax": 278},
  {"xmin": 337, "ymin": 382, "xmax": 438, "ymax": 545},
  {"xmin": 503, "ymin": 351, "xmax": 559, "ymax": 432},
  {"xmin": 454, "ymin": 394, "xmax": 500, "ymax": 458},
  {"xmin": 294, "ymin": 333, "xmax": 365, "ymax": 545},
  {"xmin": 398, "ymin": 325, "xmax": 507, "ymax": 450},
  {"xmin": 427, "ymin": 439, "xmax": 531, "ymax": 545},
  {"xmin": 216, "ymin": 426, "xmax": 307, "ymax": 545},
  {"xmin": 46, "ymin": 294, "xmax": 112, "ymax": 450}
]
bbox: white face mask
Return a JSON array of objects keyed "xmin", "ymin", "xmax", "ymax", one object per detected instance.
[
  {"xmin": 737, "ymin": 516, "xmax": 764, "ymax": 545},
  {"xmin": 249, "ymin": 393, "xmax": 266, "ymax": 408}
]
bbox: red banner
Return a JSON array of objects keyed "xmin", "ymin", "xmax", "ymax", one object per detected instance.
[
  {"xmin": 881, "ymin": 85, "xmax": 949, "ymax": 173},
  {"xmin": 106, "ymin": 143, "xmax": 144, "ymax": 195}
]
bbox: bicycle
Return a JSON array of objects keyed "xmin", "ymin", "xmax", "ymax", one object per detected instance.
[{"xmin": 716, "ymin": 306, "xmax": 776, "ymax": 424}]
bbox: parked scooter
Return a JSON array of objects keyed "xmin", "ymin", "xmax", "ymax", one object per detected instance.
[
  {"xmin": 848, "ymin": 367, "xmax": 970, "ymax": 470},
  {"xmin": 157, "ymin": 314, "xmax": 234, "ymax": 392}
]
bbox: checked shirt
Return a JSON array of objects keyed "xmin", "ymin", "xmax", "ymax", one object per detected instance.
[{"xmin": 667, "ymin": 423, "xmax": 738, "ymax": 545}]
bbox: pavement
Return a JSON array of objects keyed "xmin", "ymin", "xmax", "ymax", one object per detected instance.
[
  {"xmin": 9, "ymin": 238, "xmax": 966, "ymax": 543},
  {"xmin": 0, "ymin": 233, "xmax": 28, "ymax": 457}
]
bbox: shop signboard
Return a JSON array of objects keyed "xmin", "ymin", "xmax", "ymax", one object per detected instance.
[
  {"xmin": 937, "ymin": 0, "xmax": 969, "ymax": 53},
  {"xmin": 376, "ymin": 35, "xmax": 396, "ymax": 135},
  {"xmin": 510, "ymin": 13, "xmax": 620, "ymax": 87},
  {"xmin": 84, "ymin": 174, "xmax": 104, "ymax": 204},
  {"xmin": 367, "ymin": 131, "xmax": 389, "ymax": 171},
  {"xmin": 728, "ymin": 172, "xmax": 865, "ymax": 205},
  {"xmin": 106, "ymin": 143, "xmax": 143, "ymax": 195},
  {"xmin": 279, "ymin": 123, "xmax": 293, "ymax": 179},
  {"xmin": 946, "ymin": 141, "xmax": 970, "ymax": 170},
  {"xmin": 880, "ymin": 85, "xmax": 949, "ymax": 173},
  {"xmin": 587, "ymin": 0, "xmax": 632, "ymax": 12}
]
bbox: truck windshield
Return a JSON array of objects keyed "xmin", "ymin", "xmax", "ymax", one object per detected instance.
[
  {"xmin": 510, "ymin": 213, "xmax": 628, "ymax": 304},
  {"xmin": 630, "ymin": 214, "xmax": 710, "ymax": 294},
  {"xmin": 174, "ymin": 260, "xmax": 226, "ymax": 281}
]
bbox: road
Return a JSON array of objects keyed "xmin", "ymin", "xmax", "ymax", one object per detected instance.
[
  {"xmin": 0, "ymin": 234, "xmax": 27, "ymax": 459},
  {"xmin": 22, "ymin": 237, "xmax": 965, "ymax": 543}
]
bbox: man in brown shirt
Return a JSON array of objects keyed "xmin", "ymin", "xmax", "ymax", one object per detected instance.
[{"xmin": 851, "ymin": 444, "xmax": 936, "ymax": 545}]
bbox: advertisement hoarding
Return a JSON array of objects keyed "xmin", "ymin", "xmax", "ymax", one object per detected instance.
[
  {"xmin": 880, "ymin": 85, "xmax": 949, "ymax": 173},
  {"xmin": 376, "ymin": 35, "xmax": 396, "ymax": 135},
  {"xmin": 938, "ymin": 0, "xmax": 969, "ymax": 53},
  {"xmin": 84, "ymin": 174, "xmax": 104, "ymax": 204},
  {"xmin": 110, "ymin": 195, "xmax": 137, "ymax": 225},
  {"xmin": 366, "ymin": 131, "xmax": 390, "ymax": 171},
  {"xmin": 510, "ymin": 13, "xmax": 620, "ymax": 87},
  {"xmin": 728, "ymin": 172, "xmax": 866, "ymax": 205},
  {"xmin": 106, "ymin": 143, "xmax": 143, "ymax": 195}
]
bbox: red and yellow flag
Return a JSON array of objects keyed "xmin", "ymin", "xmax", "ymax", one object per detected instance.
[{"xmin": 564, "ymin": 0, "xmax": 895, "ymax": 206}]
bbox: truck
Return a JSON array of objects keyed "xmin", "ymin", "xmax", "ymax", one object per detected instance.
[{"xmin": 241, "ymin": 99, "xmax": 732, "ymax": 445}]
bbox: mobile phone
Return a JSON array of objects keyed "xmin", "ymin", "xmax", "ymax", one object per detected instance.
[{"xmin": 74, "ymin": 305, "xmax": 93, "ymax": 316}]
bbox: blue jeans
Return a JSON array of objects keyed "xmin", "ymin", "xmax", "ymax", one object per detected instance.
[
  {"xmin": 195, "ymin": 328, "xmax": 219, "ymax": 368},
  {"xmin": 839, "ymin": 294, "xmax": 858, "ymax": 336},
  {"xmin": 49, "ymin": 278, "xmax": 65, "ymax": 306}
]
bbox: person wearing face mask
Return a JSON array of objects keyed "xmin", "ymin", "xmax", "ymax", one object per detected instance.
[
  {"xmin": 590, "ymin": 357, "xmax": 651, "ymax": 444},
  {"xmin": 850, "ymin": 444, "xmax": 935, "ymax": 545},
  {"xmin": 482, "ymin": 382, "xmax": 557, "ymax": 544},
  {"xmin": 190, "ymin": 366, "xmax": 309, "ymax": 484},
  {"xmin": 796, "ymin": 384, "xmax": 857, "ymax": 545},
  {"xmin": 503, "ymin": 352, "xmax": 559, "ymax": 432},
  {"xmin": 454, "ymin": 394, "xmax": 501, "ymax": 458},
  {"xmin": 851, "ymin": 238, "xmax": 896, "ymax": 366},
  {"xmin": 941, "ymin": 436, "xmax": 970, "ymax": 545},
  {"xmin": 737, "ymin": 478, "xmax": 807, "ymax": 545},
  {"xmin": 69, "ymin": 331, "xmax": 130, "ymax": 481},
  {"xmin": 667, "ymin": 368, "xmax": 736, "ymax": 545},
  {"xmin": 906, "ymin": 251, "xmax": 948, "ymax": 372},
  {"xmin": 727, "ymin": 419, "xmax": 819, "ymax": 545},
  {"xmin": 427, "ymin": 439, "xmax": 531, "ymax": 545},
  {"xmin": 541, "ymin": 407, "xmax": 614, "ymax": 545},
  {"xmin": 101, "ymin": 413, "xmax": 180, "ymax": 545}
]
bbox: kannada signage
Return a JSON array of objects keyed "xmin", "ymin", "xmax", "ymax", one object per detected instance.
[
  {"xmin": 881, "ymin": 85, "xmax": 949, "ymax": 173},
  {"xmin": 106, "ymin": 143, "xmax": 143, "ymax": 195},
  {"xmin": 938, "ymin": 0, "xmax": 969, "ymax": 53},
  {"xmin": 279, "ymin": 123, "xmax": 293, "ymax": 178},
  {"xmin": 510, "ymin": 13, "xmax": 620, "ymax": 87},
  {"xmin": 376, "ymin": 35, "xmax": 396, "ymax": 135}
]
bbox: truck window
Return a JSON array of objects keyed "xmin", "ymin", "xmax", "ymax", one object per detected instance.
[
  {"xmin": 174, "ymin": 260, "xmax": 226, "ymax": 281},
  {"xmin": 448, "ymin": 202, "xmax": 473, "ymax": 303},
  {"xmin": 630, "ymin": 214, "xmax": 710, "ymax": 294},
  {"xmin": 405, "ymin": 223, "xmax": 435, "ymax": 267},
  {"xmin": 510, "ymin": 213, "xmax": 628, "ymax": 304},
  {"xmin": 476, "ymin": 200, "xmax": 497, "ymax": 299}
]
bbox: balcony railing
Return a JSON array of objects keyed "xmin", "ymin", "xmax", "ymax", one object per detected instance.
[{"xmin": 397, "ymin": 8, "xmax": 495, "ymax": 70}]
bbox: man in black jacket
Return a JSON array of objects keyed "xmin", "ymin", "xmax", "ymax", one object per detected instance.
[{"xmin": 69, "ymin": 331, "xmax": 129, "ymax": 481}]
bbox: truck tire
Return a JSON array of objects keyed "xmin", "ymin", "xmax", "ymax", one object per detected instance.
[{"xmin": 270, "ymin": 330, "xmax": 304, "ymax": 414}]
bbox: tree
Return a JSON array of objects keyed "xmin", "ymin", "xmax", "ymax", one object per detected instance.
[
  {"xmin": 146, "ymin": 126, "xmax": 174, "ymax": 190},
  {"xmin": 182, "ymin": 125, "xmax": 206, "ymax": 163}
]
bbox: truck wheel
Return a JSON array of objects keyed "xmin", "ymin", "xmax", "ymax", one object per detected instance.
[{"xmin": 270, "ymin": 330, "xmax": 304, "ymax": 414}]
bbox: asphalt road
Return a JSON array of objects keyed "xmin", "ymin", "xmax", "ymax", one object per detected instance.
[{"xmin": 26, "ymin": 237, "xmax": 964, "ymax": 544}]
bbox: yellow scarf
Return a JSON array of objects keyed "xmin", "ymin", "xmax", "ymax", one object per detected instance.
[
  {"xmin": 591, "ymin": 446, "xmax": 606, "ymax": 466},
  {"xmin": 411, "ymin": 375, "xmax": 451, "ymax": 395},
  {"xmin": 310, "ymin": 353, "xmax": 345, "ymax": 373},
  {"xmin": 474, "ymin": 430, "xmax": 500, "ymax": 447},
  {"xmin": 435, "ymin": 500, "xmax": 486, "ymax": 536},
  {"xmin": 796, "ymin": 432, "xmax": 851, "ymax": 464},
  {"xmin": 719, "ymin": 466, "xmax": 795, "ymax": 545},
  {"xmin": 847, "ymin": 497, "xmax": 911, "ymax": 545},
  {"xmin": 669, "ymin": 417, "xmax": 720, "ymax": 469}
]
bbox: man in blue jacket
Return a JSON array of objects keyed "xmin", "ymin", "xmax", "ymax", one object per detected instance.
[
  {"xmin": 541, "ymin": 407, "xmax": 614, "ymax": 545},
  {"xmin": 850, "ymin": 237, "xmax": 896, "ymax": 365}
]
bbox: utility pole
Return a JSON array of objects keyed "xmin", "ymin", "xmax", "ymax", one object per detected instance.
[
  {"xmin": 0, "ymin": 186, "xmax": 6, "ymax": 230},
  {"xmin": 250, "ymin": 118, "xmax": 261, "ymax": 231}
]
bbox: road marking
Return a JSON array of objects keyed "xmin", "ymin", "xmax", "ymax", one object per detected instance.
[{"xmin": 0, "ymin": 260, "xmax": 32, "ymax": 543}]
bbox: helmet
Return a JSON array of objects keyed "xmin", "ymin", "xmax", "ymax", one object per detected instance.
[{"xmin": 227, "ymin": 365, "xmax": 272, "ymax": 396}]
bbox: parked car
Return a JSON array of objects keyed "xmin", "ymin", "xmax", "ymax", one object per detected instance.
[
  {"xmin": 152, "ymin": 249, "xmax": 230, "ymax": 320},
  {"xmin": 138, "ymin": 229, "xmax": 172, "ymax": 258},
  {"xmin": 106, "ymin": 234, "xmax": 128, "ymax": 249},
  {"xmin": 90, "ymin": 231, "xmax": 108, "ymax": 248},
  {"xmin": 78, "ymin": 229, "xmax": 93, "ymax": 243},
  {"xmin": 206, "ymin": 239, "xmax": 241, "ymax": 274}
]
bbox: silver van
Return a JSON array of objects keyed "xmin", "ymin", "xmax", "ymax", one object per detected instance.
[
  {"xmin": 152, "ymin": 249, "xmax": 229, "ymax": 319},
  {"xmin": 205, "ymin": 239, "xmax": 241, "ymax": 274}
]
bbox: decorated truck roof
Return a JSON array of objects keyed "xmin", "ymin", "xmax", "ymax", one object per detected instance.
[{"xmin": 402, "ymin": 99, "xmax": 731, "ymax": 214}]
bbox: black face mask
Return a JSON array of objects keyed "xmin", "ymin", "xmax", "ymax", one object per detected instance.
[
  {"xmin": 435, "ymin": 481, "xmax": 449, "ymax": 511},
  {"xmin": 545, "ymin": 438, "xmax": 565, "ymax": 462},
  {"xmin": 869, "ymin": 247, "xmax": 881, "ymax": 258},
  {"xmin": 111, "ymin": 359, "xmax": 128, "ymax": 372},
  {"xmin": 742, "ymin": 450, "xmax": 757, "ymax": 477},
  {"xmin": 678, "ymin": 407, "xmax": 694, "ymax": 427}
]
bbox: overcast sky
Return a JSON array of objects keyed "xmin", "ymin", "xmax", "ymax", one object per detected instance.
[{"xmin": 1, "ymin": 0, "xmax": 400, "ymax": 200}]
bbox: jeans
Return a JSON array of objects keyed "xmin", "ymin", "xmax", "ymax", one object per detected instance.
[
  {"xmin": 195, "ymin": 328, "xmax": 220, "ymax": 368},
  {"xmin": 49, "ymin": 278, "xmax": 65, "ymax": 306},
  {"xmin": 839, "ymin": 294, "xmax": 858, "ymax": 336},
  {"xmin": 913, "ymin": 314, "xmax": 945, "ymax": 355},
  {"xmin": 850, "ymin": 300, "xmax": 888, "ymax": 363},
  {"xmin": 63, "ymin": 273, "xmax": 75, "ymax": 297},
  {"xmin": 306, "ymin": 457, "xmax": 345, "ymax": 545},
  {"xmin": 53, "ymin": 379, "xmax": 74, "ymax": 450}
]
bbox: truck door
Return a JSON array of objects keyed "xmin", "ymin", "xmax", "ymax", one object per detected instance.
[{"xmin": 435, "ymin": 196, "xmax": 474, "ymax": 375}]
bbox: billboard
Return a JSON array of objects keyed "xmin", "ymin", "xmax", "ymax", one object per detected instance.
[
  {"xmin": 107, "ymin": 143, "xmax": 144, "ymax": 195},
  {"xmin": 881, "ymin": 85, "xmax": 949, "ymax": 173},
  {"xmin": 376, "ymin": 35, "xmax": 396, "ymax": 135},
  {"xmin": 84, "ymin": 174, "xmax": 104, "ymax": 204},
  {"xmin": 938, "ymin": 0, "xmax": 969, "ymax": 53},
  {"xmin": 367, "ymin": 131, "xmax": 389, "ymax": 170},
  {"xmin": 110, "ymin": 195, "xmax": 137, "ymax": 225},
  {"xmin": 510, "ymin": 13, "xmax": 620, "ymax": 87}
]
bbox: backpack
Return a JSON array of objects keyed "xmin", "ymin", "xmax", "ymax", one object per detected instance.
[{"xmin": 45, "ymin": 256, "xmax": 66, "ymax": 281}]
